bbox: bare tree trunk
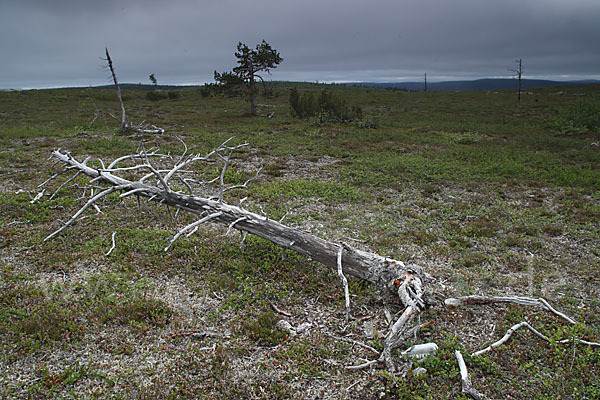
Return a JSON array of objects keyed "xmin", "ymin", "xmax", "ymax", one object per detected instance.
[
  {"xmin": 105, "ymin": 48, "xmax": 127, "ymax": 131},
  {"xmin": 46, "ymin": 149, "xmax": 414, "ymax": 292},
  {"xmin": 249, "ymin": 77, "xmax": 256, "ymax": 116}
]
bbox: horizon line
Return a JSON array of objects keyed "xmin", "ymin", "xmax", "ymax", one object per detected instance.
[{"xmin": 3, "ymin": 76, "xmax": 600, "ymax": 91}]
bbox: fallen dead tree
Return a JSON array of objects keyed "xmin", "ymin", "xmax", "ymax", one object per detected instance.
[
  {"xmin": 38, "ymin": 138, "xmax": 599, "ymax": 398},
  {"xmin": 39, "ymin": 139, "xmax": 433, "ymax": 370},
  {"xmin": 43, "ymin": 145, "xmax": 417, "ymax": 291}
]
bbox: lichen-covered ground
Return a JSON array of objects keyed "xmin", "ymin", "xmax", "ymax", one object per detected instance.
[{"xmin": 1, "ymin": 84, "xmax": 599, "ymax": 398}]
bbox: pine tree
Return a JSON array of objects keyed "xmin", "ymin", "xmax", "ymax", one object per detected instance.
[{"xmin": 231, "ymin": 40, "xmax": 283, "ymax": 115}]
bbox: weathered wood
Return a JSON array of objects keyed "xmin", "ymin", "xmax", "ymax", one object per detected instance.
[
  {"xmin": 41, "ymin": 146, "xmax": 599, "ymax": 386},
  {"xmin": 46, "ymin": 146, "xmax": 435, "ymax": 375},
  {"xmin": 445, "ymin": 295, "xmax": 576, "ymax": 325},
  {"xmin": 455, "ymin": 350, "xmax": 493, "ymax": 400},
  {"xmin": 47, "ymin": 149, "xmax": 415, "ymax": 292},
  {"xmin": 472, "ymin": 321, "xmax": 550, "ymax": 356},
  {"xmin": 105, "ymin": 48, "xmax": 127, "ymax": 131}
]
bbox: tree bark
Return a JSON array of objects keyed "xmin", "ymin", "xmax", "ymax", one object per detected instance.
[
  {"xmin": 105, "ymin": 48, "xmax": 127, "ymax": 131},
  {"xmin": 249, "ymin": 73, "xmax": 256, "ymax": 115},
  {"xmin": 48, "ymin": 150, "xmax": 414, "ymax": 292}
]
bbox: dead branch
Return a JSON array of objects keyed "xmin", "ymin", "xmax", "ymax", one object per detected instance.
[
  {"xmin": 455, "ymin": 350, "xmax": 493, "ymax": 400},
  {"xmin": 557, "ymin": 338, "xmax": 600, "ymax": 347},
  {"xmin": 324, "ymin": 331, "xmax": 380, "ymax": 355},
  {"xmin": 337, "ymin": 245, "xmax": 351, "ymax": 321},
  {"xmin": 164, "ymin": 212, "xmax": 223, "ymax": 251},
  {"xmin": 472, "ymin": 321, "xmax": 600, "ymax": 356},
  {"xmin": 346, "ymin": 356, "xmax": 383, "ymax": 371},
  {"xmin": 226, "ymin": 216, "xmax": 248, "ymax": 236},
  {"xmin": 269, "ymin": 302, "xmax": 292, "ymax": 318},
  {"xmin": 473, "ymin": 321, "xmax": 549, "ymax": 356},
  {"xmin": 445, "ymin": 295, "xmax": 576, "ymax": 325},
  {"xmin": 44, "ymin": 185, "xmax": 125, "ymax": 242},
  {"xmin": 105, "ymin": 231, "xmax": 117, "ymax": 256},
  {"xmin": 38, "ymin": 168, "xmax": 70, "ymax": 190},
  {"xmin": 447, "ymin": 295, "xmax": 599, "ymax": 359},
  {"xmin": 49, "ymin": 170, "xmax": 81, "ymax": 200}
]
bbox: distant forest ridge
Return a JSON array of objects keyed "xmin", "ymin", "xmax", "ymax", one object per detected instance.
[
  {"xmin": 343, "ymin": 78, "xmax": 600, "ymax": 92},
  {"xmin": 85, "ymin": 78, "xmax": 600, "ymax": 92}
]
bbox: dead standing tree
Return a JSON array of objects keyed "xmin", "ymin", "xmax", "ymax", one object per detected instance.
[
  {"xmin": 39, "ymin": 139, "xmax": 599, "ymax": 398},
  {"xmin": 104, "ymin": 48, "xmax": 127, "ymax": 132},
  {"xmin": 103, "ymin": 48, "xmax": 165, "ymax": 134}
]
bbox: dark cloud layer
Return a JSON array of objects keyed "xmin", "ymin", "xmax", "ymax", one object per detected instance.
[{"xmin": 1, "ymin": 0, "xmax": 599, "ymax": 88}]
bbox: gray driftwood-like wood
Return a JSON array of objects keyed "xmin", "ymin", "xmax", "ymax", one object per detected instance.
[
  {"xmin": 40, "ymin": 144, "xmax": 599, "ymax": 388},
  {"xmin": 455, "ymin": 350, "xmax": 493, "ymax": 400},
  {"xmin": 105, "ymin": 48, "xmax": 127, "ymax": 132},
  {"xmin": 47, "ymin": 149, "xmax": 417, "ymax": 292}
]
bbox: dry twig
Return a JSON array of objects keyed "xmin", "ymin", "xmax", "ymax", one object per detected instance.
[{"xmin": 455, "ymin": 350, "xmax": 493, "ymax": 400}]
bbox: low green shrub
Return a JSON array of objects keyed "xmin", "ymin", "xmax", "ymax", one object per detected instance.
[
  {"xmin": 242, "ymin": 311, "xmax": 287, "ymax": 346},
  {"xmin": 550, "ymin": 95, "xmax": 600, "ymax": 134},
  {"xmin": 145, "ymin": 91, "xmax": 168, "ymax": 101},
  {"xmin": 289, "ymin": 88, "xmax": 362, "ymax": 122}
]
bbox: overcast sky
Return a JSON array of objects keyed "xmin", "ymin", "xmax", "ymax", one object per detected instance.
[{"xmin": 1, "ymin": 0, "xmax": 599, "ymax": 89}]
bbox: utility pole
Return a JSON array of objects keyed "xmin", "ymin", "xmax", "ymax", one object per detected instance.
[
  {"xmin": 424, "ymin": 72, "xmax": 427, "ymax": 92},
  {"xmin": 509, "ymin": 59, "xmax": 523, "ymax": 103}
]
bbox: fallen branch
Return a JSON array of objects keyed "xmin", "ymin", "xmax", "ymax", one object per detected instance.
[
  {"xmin": 105, "ymin": 231, "xmax": 117, "ymax": 256},
  {"xmin": 557, "ymin": 338, "xmax": 600, "ymax": 347},
  {"xmin": 164, "ymin": 212, "xmax": 223, "ymax": 251},
  {"xmin": 269, "ymin": 302, "xmax": 292, "ymax": 318},
  {"xmin": 49, "ymin": 170, "xmax": 81, "ymax": 200},
  {"xmin": 323, "ymin": 331, "xmax": 380, "ymax": 355},
  {"xmin": 346, "ymin": 356, "xmax": 383, "ymax": 371},
  {"xmin": 473, "ymin": 321, "xmax": 549, "ymax": 356},
  {"xmin": 337, "ymin": 246, "xmax": 351, "ymax": 321},
  {"xmin": 455, "ymin": 350, "xmax": 493, "ymax": 400},
  {"xmin": 445, "ymin": 295, "xmax": 576, "ymax": 325},
  {"xmin": 44, "ymin": 185, "xmax": 124, "ymax": 242},
  {"xmin": 473, "ymin": 321, "xmax": 600, "ymax": 356}
]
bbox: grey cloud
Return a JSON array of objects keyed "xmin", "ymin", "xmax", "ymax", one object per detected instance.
[{"xmin": 1, "ymin": 0, "xmax": 599, "ymax": 88}]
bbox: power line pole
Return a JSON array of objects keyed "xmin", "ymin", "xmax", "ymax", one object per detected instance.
[
  {"xmin": 424, "ymin": 72, "xmax": 427, "ymax": 92},
  {"xmin": 509, "ymin": 59, "xmax": 523, "ymax": 103}
]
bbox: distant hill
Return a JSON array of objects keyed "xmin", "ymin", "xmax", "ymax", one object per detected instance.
[
  {"xmin": 92, "ymin": 83, "xmax": 194, "ymax": 91},
  {"xmin": 79, "ymin": 79, "xmax": 599, "ymax": 93},
  {"xmin": 344, "ymin": 78, "xmax": 600, "ymax": 92}
]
